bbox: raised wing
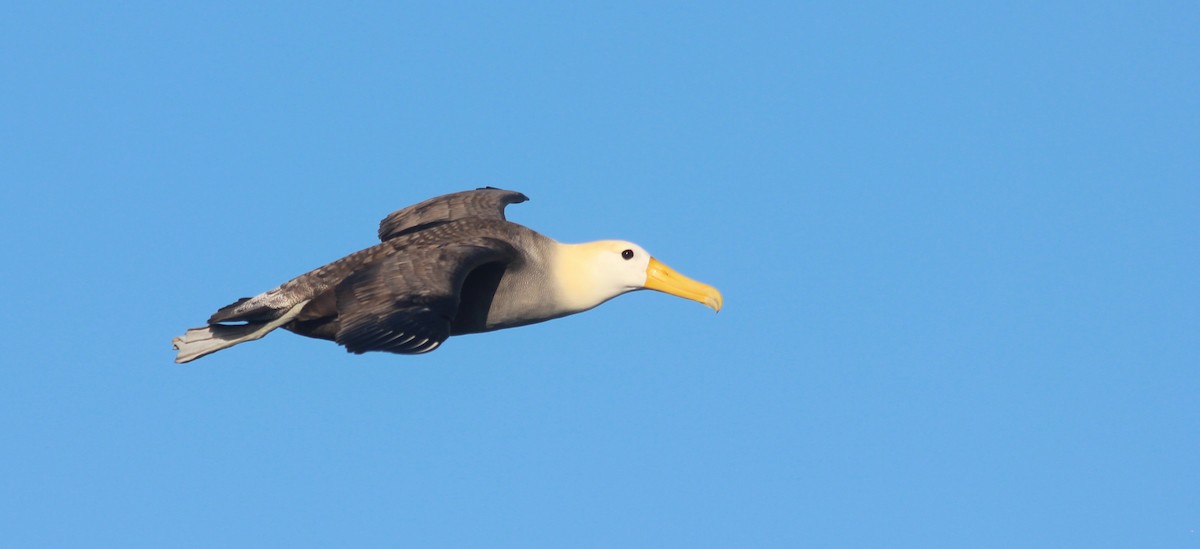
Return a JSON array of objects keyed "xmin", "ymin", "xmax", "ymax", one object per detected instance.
[
  {"xmin": 333, "ymin": 237, "xmax": 516, "ymax": 354},
  {"xmin": 378, "ymin": 187, "xmax": 528, "ymax": 241}
]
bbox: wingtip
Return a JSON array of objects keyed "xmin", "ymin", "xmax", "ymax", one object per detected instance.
[{"xmin": 476, "ymin": 186, "xmax": 529, "ymax": 203}]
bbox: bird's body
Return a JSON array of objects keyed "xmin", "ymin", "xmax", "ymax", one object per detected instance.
[{"xmin": 172, "ymin": 188, "xmax": 721, "ymax": 363}]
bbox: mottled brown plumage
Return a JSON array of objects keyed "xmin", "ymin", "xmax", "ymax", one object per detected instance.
[{"xmin": 377, "ymin": 187, "xmax": 528, "ymax": 241}]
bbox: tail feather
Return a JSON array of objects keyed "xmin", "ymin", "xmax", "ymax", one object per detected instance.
[
  {"xmin": 208, "ymin": 297, "xmax": 253, "ymax": 323},
  {"xmin": 172, "ymin": 324, "xmax": 270, "ymax": 363},
  {"xmin": 173, "ymin": 300, "xmax": 310, "ymax": 363},
  {"xmin": 208, "ymin": 294, "xmax": 290, "ymax": 324}
]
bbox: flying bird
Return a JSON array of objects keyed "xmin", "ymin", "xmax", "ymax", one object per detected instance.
[{"xmin": 172, "ymin": 188, "xmax": 723, "ymax": 363}]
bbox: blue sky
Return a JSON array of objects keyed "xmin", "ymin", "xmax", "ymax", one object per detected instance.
[{"xmin": 2, "ymin": 2, "xmax": 1197, "ymax": 547}]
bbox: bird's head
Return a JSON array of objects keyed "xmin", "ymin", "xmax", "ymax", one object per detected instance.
[{"xmin": 554, "ymin": 240, "xmax": 723, "ymax": 314}]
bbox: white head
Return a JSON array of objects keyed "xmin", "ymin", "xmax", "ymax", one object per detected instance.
[{"xmin": 552, "ymin": 240, "xmax": 723, "ymax": 315}]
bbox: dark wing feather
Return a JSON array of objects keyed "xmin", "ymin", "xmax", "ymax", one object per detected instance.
[
  {"xmin": 378, "ymin": 187, "xmax": 528, "ymax": 241},
  {"xmin": 333, "ymin": 237, "xmax": 516, "ymax": 354}
]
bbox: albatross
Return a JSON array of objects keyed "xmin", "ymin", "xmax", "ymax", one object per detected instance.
[{"xmin": 172, "ymin": 187, "xmax": 723, "ymax": 363}]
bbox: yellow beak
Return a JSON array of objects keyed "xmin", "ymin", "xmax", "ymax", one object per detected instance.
[{"xmin": 644, "ymin": 257, "xmax": 723, "ymax": 312}]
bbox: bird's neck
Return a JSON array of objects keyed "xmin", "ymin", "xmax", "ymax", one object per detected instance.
[{"xmin": 551, "ymin": 242, "xmax": 628, "ymax": 314}]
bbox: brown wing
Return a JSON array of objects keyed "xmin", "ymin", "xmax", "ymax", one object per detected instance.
[
  {"xmin": 378, "ymin": 187, "xmax": 529, "ymax": 241},
  {"xmin": 333, "ymin": 236, "xmax": 516, "ymax": 354}
]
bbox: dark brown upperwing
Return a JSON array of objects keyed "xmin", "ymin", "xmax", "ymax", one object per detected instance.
[
  {"xmin": 333, "ymin": 236, "xmax": 516, "ymax": 355},
  {"xmin": 378, "ymin": 187, "xmax": 529, "ymax": 241}
]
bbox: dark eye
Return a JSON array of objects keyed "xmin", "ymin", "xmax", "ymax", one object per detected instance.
[{"xmin": 621, "ymin": 249, "xmax": 634, "ymax": 260}]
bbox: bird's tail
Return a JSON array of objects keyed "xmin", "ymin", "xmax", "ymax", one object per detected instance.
[
  {"xmin": 172, "ymin": 300, "xmax": 310, "ymax": 363},
  {"xmin": 172, "ymin": 323, "xmax": 271, "ymax": 363}
]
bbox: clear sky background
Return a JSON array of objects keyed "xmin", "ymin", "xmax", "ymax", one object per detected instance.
[{"xmin": 2, "ymin": 2, "xmax": 1196, "ymax": 547}]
